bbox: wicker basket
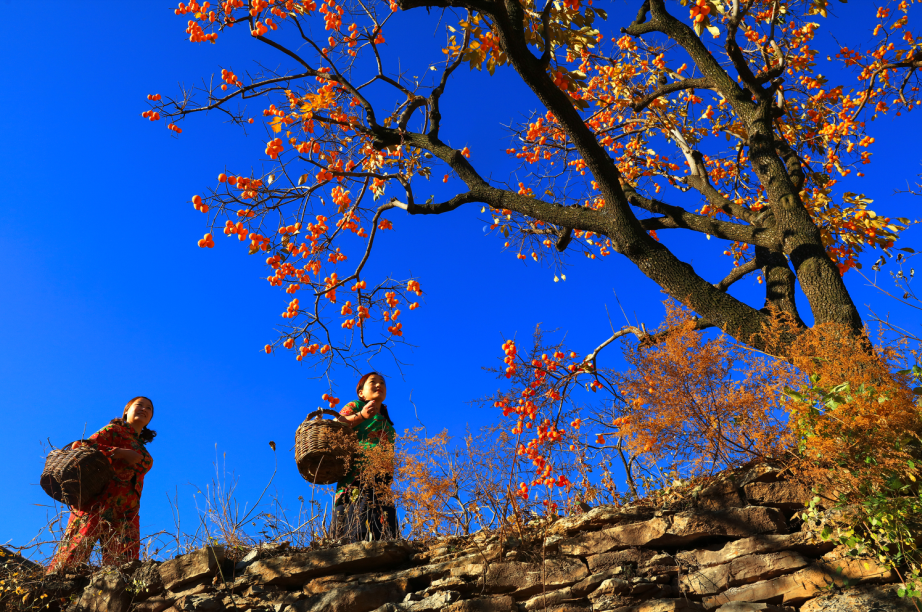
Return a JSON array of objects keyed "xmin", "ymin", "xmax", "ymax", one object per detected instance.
[
  {"xmin": 295, "ymin": 409, "xmax": 355, "ymax": 485},
  {"xmin": 40, "ymin": 441, "xmax": 114, "ymax": 510}
]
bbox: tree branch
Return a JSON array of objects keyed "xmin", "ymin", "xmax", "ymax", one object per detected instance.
[
  {"xmin": 428, "ymin": 13, "xmax": 473, "ymax": 139},
  {"xmin": 621, "ymin": 0, "xmax": 656, "ymax": 36},
  {"xmin": 723, "ymin": 1, "xmax": 766, "ymax": 100},
  {"xmin": 538, "ymin": 0, "xmax": 553, "ymax": 69},
  {"xmin": 161, "ymin": 72, "xmax": 313, "ymax": 118},
  {"xmin": 715, "ymin": 258, "xmax": 759, "ymax": 291},
  {"xmin": 625, "ymin": 186, "xmax": 774, "ymax": 248},
  {"xmin": 684, "ymin": 175, "xmax": 759, "ymax": 224},
  {"xmin": 849, "ymin": 58, "xmax": 922, "ymax": 122},
  {"xmin": 390, "ymin": 192, "xmax": 479, "ymax": 215},
  {"xmin": 584, "ymin": 325, "xmax": 647, "ymax": 366},
  {"xmin": 626, "ymin": 1, "xmax": 755, "ymax": 120},
  {"xmin": 772, "ymin": 133, "xmax": 805, "ymax": 192},
  {"xmin": 630, "ymin": 77, "xmax": 715, "ymax": 113},
  {"xmin": 392, "ymin": 0, "xmax": 793, "ymax": 351},
  {"xmin": 639, "ymin": 317, "xmax": 715, "ymax": 349}
]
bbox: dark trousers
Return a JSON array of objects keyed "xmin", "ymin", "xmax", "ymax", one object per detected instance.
[{"xmin": 333, "ymin": 479, "xmax": 398, "ymax": 542}]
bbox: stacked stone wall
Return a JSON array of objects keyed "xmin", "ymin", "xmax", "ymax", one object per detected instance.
[{"xmin": 37, "ymin": 465, "xmax": 917, "ymax": 612}]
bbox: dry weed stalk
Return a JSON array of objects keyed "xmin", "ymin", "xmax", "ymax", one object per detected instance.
[{"xmin": 395, "ymin": 426, "xmax": 517, "ymax": 540}]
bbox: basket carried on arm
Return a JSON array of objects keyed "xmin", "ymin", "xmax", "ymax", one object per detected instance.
[
  {"xmin": 295, "ymin": 409, "xmax": 355, "ymax": 485},
  {"xmin": 40, "ymin": 441, "xmax": 114, "ymax": 510}
]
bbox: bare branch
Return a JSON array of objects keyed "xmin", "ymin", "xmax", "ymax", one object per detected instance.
[
  {"xmin": 849, "ymin": 58, "xmax": 922, "ymax": 122},
  {"xmin": 428, "ymin": 12, "xmax": 473, "ymax": 139},
  {"xmin": 715, "ymin": 259, "xmax": 760, "ymax": 292},
  {"xmin": 389, "ymin": 192, "xmax": 480, "ymax": 215},
  {"xmin": 584, "ymin": 325, "xmax": 647, "ymax": 366},
  {"xmin": 312, "ymin": 198, "xmax": 408, "ymax": 299},
  {"xmin": 625, "ymin": 186, "xmax": 773, "ymax": 247},
  {"xmin": 163, "ymin": 72, "xmax": 313, "ymax": 118},
  {"xmin": 630, "ymin": 77, "xmax": 715, "ymax": 113}
]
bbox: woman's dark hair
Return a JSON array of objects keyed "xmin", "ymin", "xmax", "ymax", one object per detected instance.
[
  {"xmin": 356, "ymin": 372, "xmax": 392, "ymax": 424},
  {"xmin": 122, "ymin": 396, "xmax": 157, "ymax": 444}
]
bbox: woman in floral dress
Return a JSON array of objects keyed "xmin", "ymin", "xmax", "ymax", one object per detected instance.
[
  {"xmin": 49, "ymin": 397, "xmax": 155, "ymax": 570},
  {"xmin": 333, "ymin": 372, "xmax": 398, "ymax": 541}
]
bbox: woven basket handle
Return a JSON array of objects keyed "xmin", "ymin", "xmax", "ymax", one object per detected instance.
[
  {"xmin": 306, "ymin": 408, "xmax": 345, "ymax": 421},
  {"xmin": 54, "ymin": 440, "xmax": 77, "ymax": 451},
  {"xmin": 65, "ymin": 439, "xmax": 94, "ymax": 451}
]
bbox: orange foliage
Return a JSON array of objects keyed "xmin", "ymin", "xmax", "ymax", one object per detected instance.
[
  {"xmin": 614, "ymin": 304, "xmax": 796, "ymax": 480},
  {"xmin": 784, "ymin": 322, "xmax": 922, "ymax": 499},
  {"xmin": 395, "ymin": 429, "xmax": 503, "ymax": 538}
]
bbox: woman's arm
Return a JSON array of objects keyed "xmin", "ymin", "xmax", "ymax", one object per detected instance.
[
  {"xmin": 83, "ymin": 422, "xmax": 142, "ymax": 463},
  {"xmin": 112, "ymin": 448, "xmax": 144, "ymax": 464},
  {"xmin": 339, "ymin": 401, "xmax": 378, "ymax": 428},
  {"xmin": 79, "ymin": 423, "xmax": 120, "ymax": 460}
]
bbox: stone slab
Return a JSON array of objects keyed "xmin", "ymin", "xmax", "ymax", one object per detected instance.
[
  {"xmin": 561, "ymin": 507, "xmax": 788, "ymax": 557},
  {"xmin": 450, "ymin": 558, "xmax": 588, "ymax": 600},
  {"xmin": 799, "ymin": 583, "xmax": 918, "ymax": 611},
  {"xmin": 744, "ymin": 482, "xmax": 810, "ymax": 510},
  {"xmin": 133, "ymin": 597, "xmax": 173, "ymax": 612},
  {"xmin": 608, "ymin": 598, "xmax": 705, "ymax": 612},
  {"xmin": 677, "ymin": 532, "xmax": 832, "ymax": 569},
  {"xmin": 443, "ymin": 595, "xmax": 517, "ymax": 612},
  {"xmin": 697, "ymin": 480, "xmax": 746, "ymax": 512},
  {"xmin": 292, "ymin": 581, "xmax": 406, "ymax": 612},
  {"xmin": 548, "ymin": 506, "xmax": 656, "ymax": 537},
  {"xmin": 702, "ymin": 556, "xmax": 895, "ymax": 608},
  {"xmin": 587, "ymin": 548, "xmax": 659, "ymax": 574},
  {"xmin": 714, "ymin": 603, "xmax": 791, "ymax": 612},
  {"xmin": 69, "ymin": 571, "xmax": 130, "ymax": 612},
  {"xmin": 158, "ymin": 547, "xmax": 225, "ymax": 592},
  {"xmin": 680, "ymin": 551, "xmax": 809, "ymax": 595},
  {"xmin": 246, "ymin": 541, "xmax": 415, "ymax": 586}
]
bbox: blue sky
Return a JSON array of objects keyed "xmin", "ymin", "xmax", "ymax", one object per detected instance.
[{"xmin": 1, "ymin": 2, "xmax": 920, "ymax": 558}]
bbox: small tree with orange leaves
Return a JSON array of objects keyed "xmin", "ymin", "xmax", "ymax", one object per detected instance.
[
  {"xmin": 147, "ymin": 0, "xmax": 920, "ymax": 368},
  {"xmin": 774, "ymin": 322, "xmax": 922, "ymax": 602},
  {"xmin": 480, "ymin": 301, "xmax": 922, "ymax": 503},
  {"xmin": 784, "ymin": 322, "xmax": 922, "ymax": 496},
  {"xmin": 610, "ymin": 304, "xmax": 797, "ymax": 484},
  {"xmin": 394, "ymin": 426, "xmax": 521, "ymax": 539}
]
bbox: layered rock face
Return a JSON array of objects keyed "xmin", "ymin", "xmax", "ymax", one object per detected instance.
[{"xmin": 62, "ymin": 468, "xmax": 915, "ymax": 612}]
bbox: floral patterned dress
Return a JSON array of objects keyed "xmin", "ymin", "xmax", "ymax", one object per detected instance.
[{"xmin": 50, "ymin": 419, "xmax": 153, "ymax": 570}]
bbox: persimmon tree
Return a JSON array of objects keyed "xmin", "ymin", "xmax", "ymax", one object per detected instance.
[{"xmin": 148, "ymin": 0, "xmax": 920, "ymax": 370}]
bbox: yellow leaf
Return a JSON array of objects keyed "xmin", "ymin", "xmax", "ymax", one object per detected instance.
[{"xmin": 301, "ymin": 90, "xmax": 336, "ymax": 116}]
